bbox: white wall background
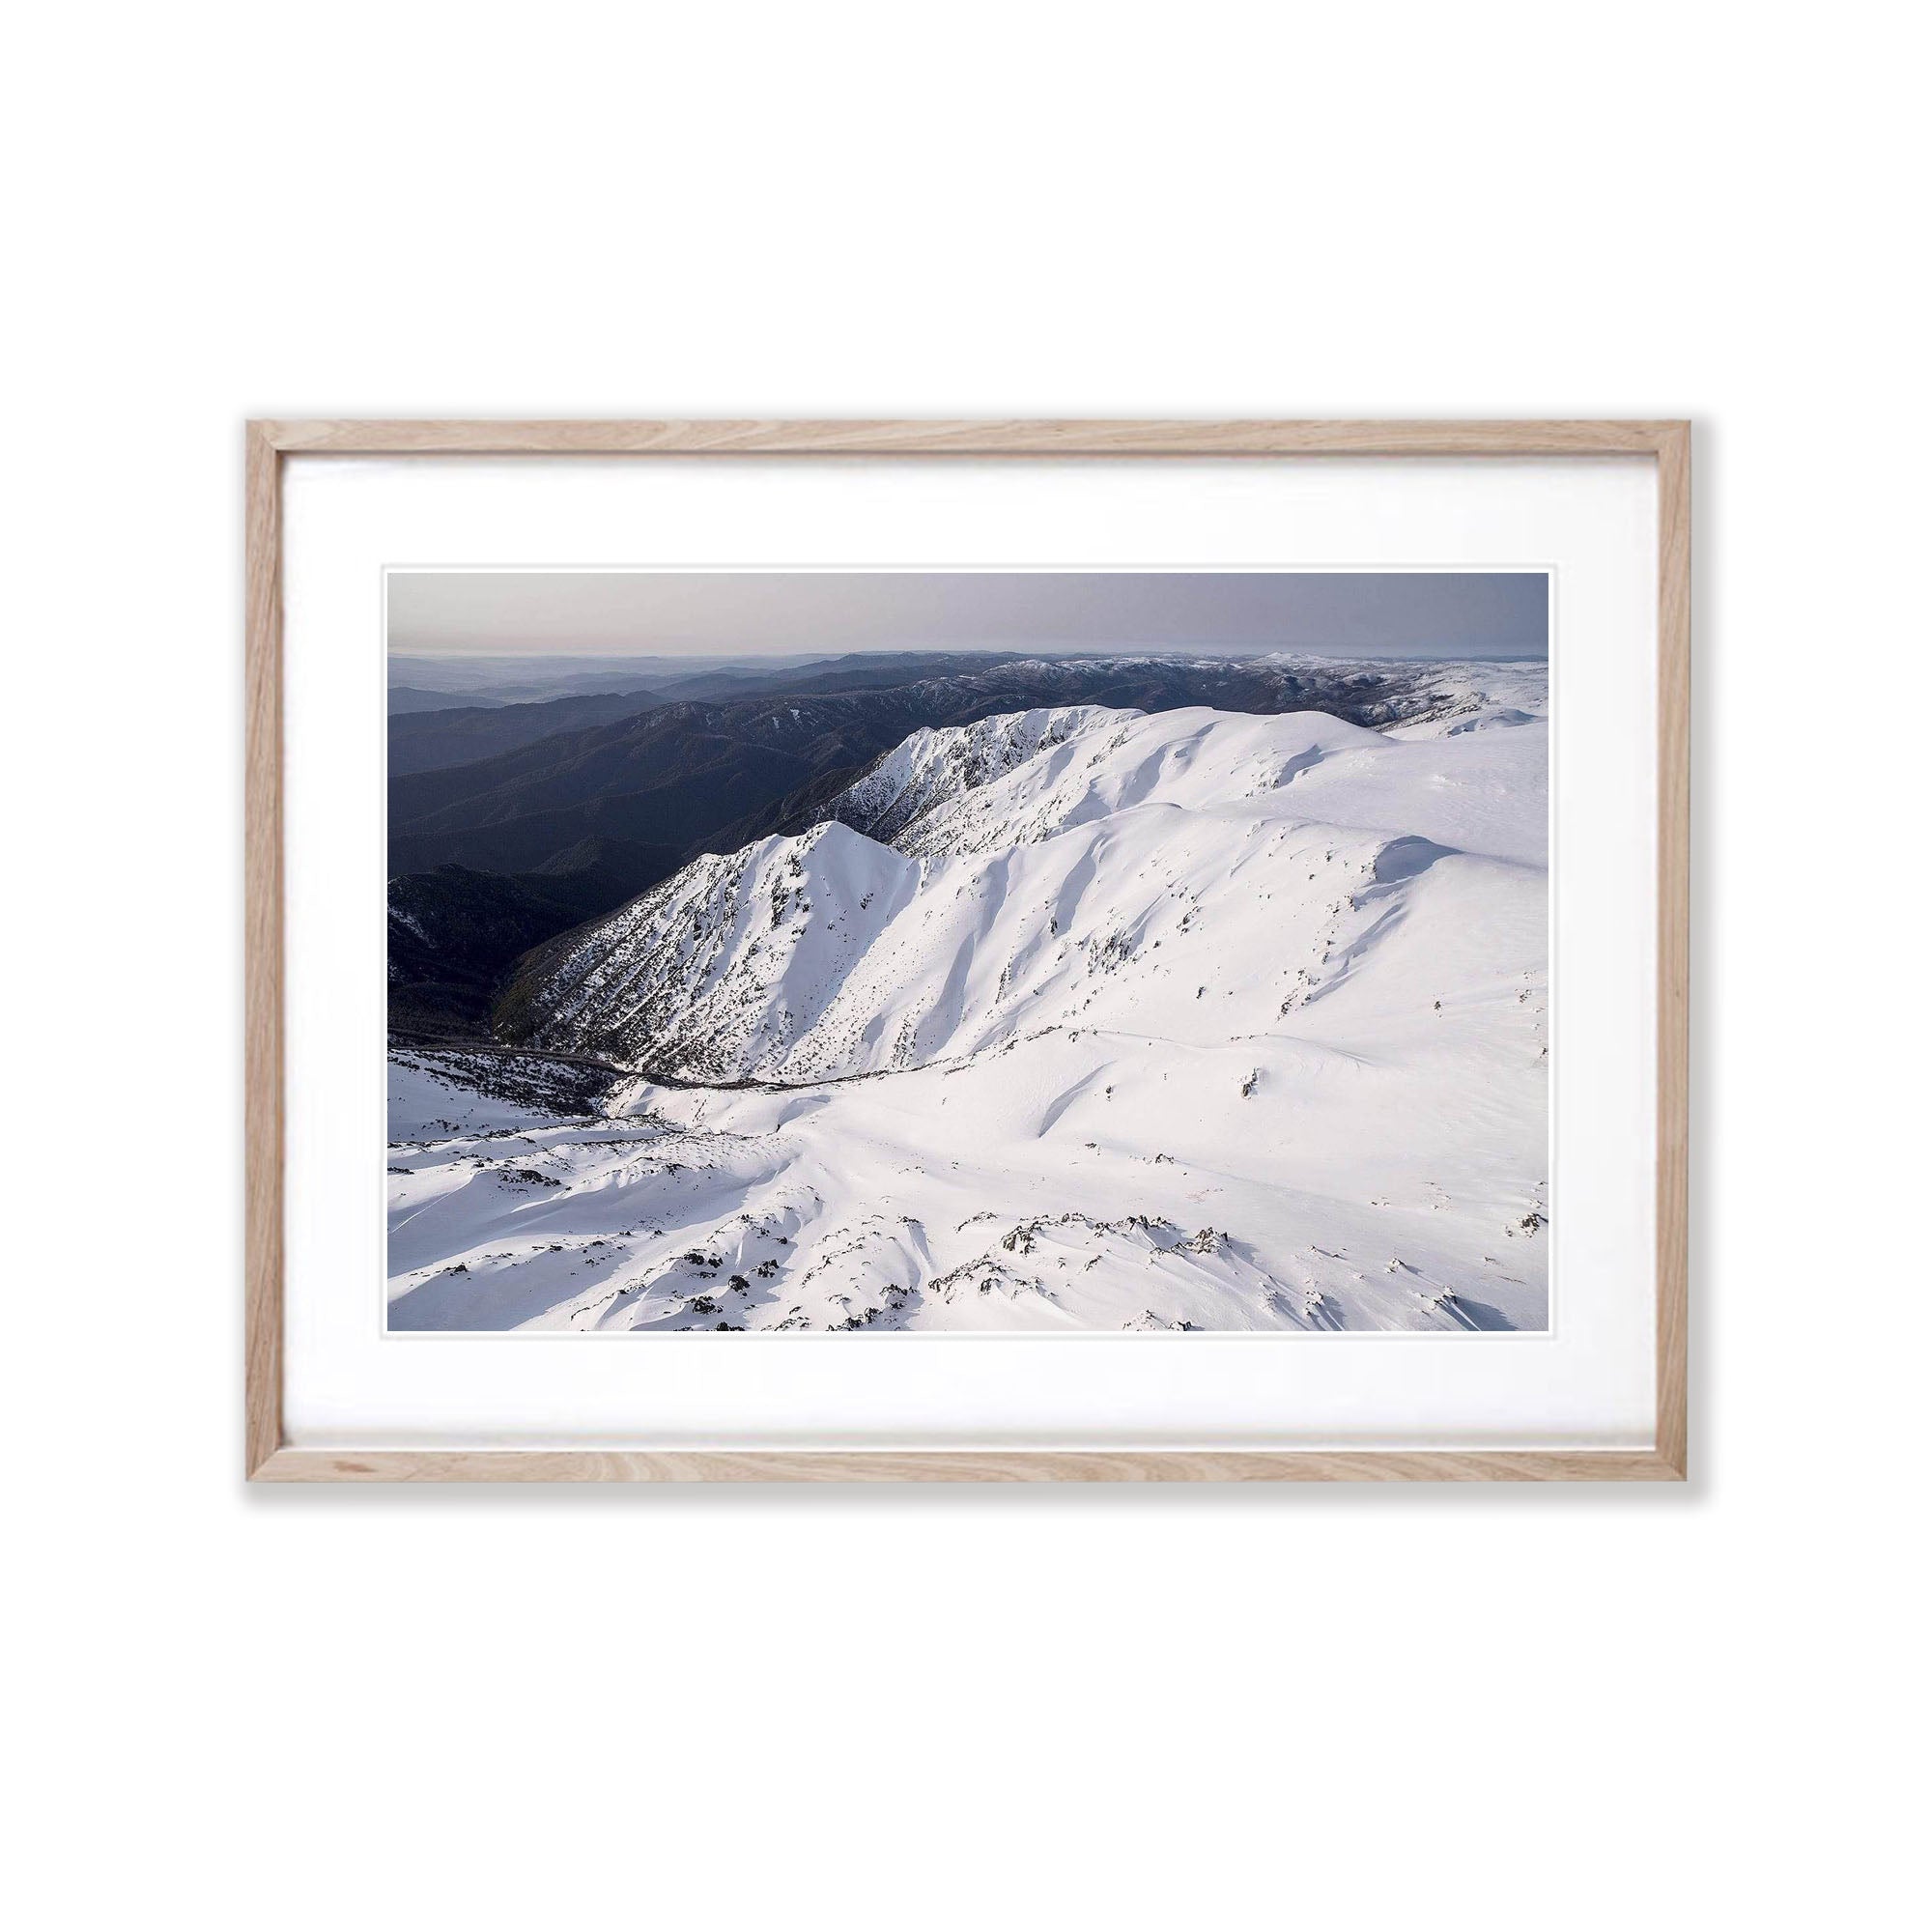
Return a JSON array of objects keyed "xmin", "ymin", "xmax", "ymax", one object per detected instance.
[{"xmin": 8, "ymin": 5, "xmax": 1923, "ymax": 1929}]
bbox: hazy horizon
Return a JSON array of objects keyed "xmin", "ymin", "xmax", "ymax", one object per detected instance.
[{"xmin": 389, "ymin": 571, "xmax": 1549, "ymax": 662}]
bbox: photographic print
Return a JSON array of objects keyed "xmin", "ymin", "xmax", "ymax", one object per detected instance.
[{"xmin": 386, "ymin": 568, "xmax": 1549, "ymax": 1334}]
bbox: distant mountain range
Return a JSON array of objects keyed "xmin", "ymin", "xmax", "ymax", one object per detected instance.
[
  {"xmin": 386, "ymin": 652, "xmax": 833, "ymax": 710},
  {"xmin": 390, "ymin": 690, "xmax": 669, "ymax": 775},
  {"xmin": 387, "ymin": 651, "xmax": 1544, "ymax": 1037},
  {"xmin": 388, "ymin": 684, "xmax": 509, "ymax": 716}
]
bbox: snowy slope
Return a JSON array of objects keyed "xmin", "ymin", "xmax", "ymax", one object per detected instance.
[
  {"xmin": 1262, "ymin": 654, "xmax": 1549, "ymax": 740},
  {"xmin": 499, "ymin": 703, "xmax": 1546, "ymax": 1079},
  {"xmin": 393, "ymin": 682, "xmax": 1549, "ymax": 1333},
  {"xmin": 827, "ymin": 704, "xmax": 1122, "ymax": 844}
]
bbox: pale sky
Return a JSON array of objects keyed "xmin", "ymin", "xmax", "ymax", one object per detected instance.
[{"xmin": 387, "ymin": 570, "xmax": 1548, "ymax": 659}]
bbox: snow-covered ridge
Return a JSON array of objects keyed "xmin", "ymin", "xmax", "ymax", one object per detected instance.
[
  {"xmin": 829, "ymin": 705, "xmax": 1125, "ymax": 847},
  {"xmin": 1376, "ymin": 659, "xmax": 1548, "ymax": 739},
  {"xmin": 502, "ymin": 701, "xmax": 1546, "ymax": 1083},
  {"xmin": 817, "ymin": 661, "xmax": 1549, "ymax": 850},
  {"xmin": 875, "ymin": 707, "xmax": 1389, "ymax": 859}
]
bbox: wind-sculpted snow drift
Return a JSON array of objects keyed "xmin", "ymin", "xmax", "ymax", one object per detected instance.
[{"xmin": 389, "ymin": 671, "xmax": 1548, "ymax": 1332}]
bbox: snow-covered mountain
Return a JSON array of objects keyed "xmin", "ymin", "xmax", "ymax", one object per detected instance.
[
  {"xmin": 391, "ymin": 673, "xmax": 1549, "ymax": 1334},
  {"xmin": 824, "ymin": 703, "xmax": 1118, "ymax": 846}
]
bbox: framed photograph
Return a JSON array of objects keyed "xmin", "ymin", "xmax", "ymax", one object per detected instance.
[{"xmin": 246, "ymin": 419, "xmax": 1688, "ymax": 1481}]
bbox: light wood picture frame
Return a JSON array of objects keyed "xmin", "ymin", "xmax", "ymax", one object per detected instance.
[{"xmin": 246, "ymin": 419, "xmax": 1689, "ymax": 1483}]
